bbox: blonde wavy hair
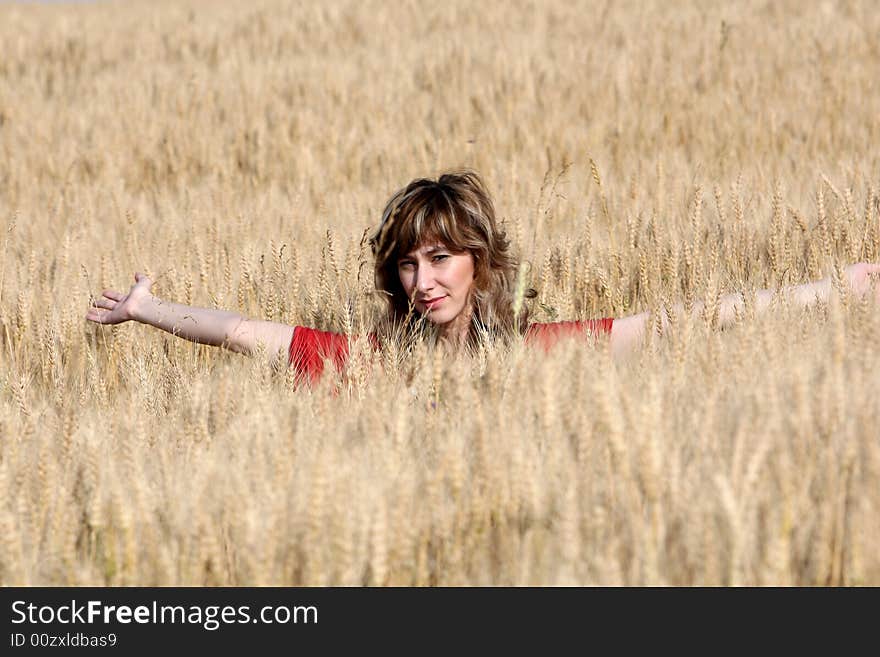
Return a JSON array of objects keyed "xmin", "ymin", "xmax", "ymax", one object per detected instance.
[{"xmin": 369, "ymin": 170, "xmax": 536, "ymax": 347}]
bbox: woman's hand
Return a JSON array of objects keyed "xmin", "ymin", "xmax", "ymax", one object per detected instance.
[
  {"xmin": 844, "ymin": 263, "xmax": 880, "ymax": 302},
  {"xmin": 84, "ymin": 272, "xmax": 294, "ymax": 359},
  {"xmin": 85, "ymin": 272, "xmax": 153, "ymax": 325}
]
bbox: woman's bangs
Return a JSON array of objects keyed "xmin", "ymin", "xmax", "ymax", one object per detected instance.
[{"xmin": 397, "ymin": 207, "xmax": 461, "ymax": 255}]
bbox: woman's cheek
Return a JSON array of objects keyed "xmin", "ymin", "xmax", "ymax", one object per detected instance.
[{"xmin": 400, "ymin": 272, "xmax": 413, "ymax": 294}]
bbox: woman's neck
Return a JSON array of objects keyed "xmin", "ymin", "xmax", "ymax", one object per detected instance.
[{"xmin": 438, "ymin": 300, "xmax": 474, "ymax": 348}]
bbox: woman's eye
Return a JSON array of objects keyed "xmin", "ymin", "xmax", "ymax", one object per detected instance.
[{"xmin": 433, "ymin": 255, "xmax": 449, "ymax": 262}]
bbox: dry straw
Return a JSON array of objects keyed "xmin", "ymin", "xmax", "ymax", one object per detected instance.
[{"xmin": 0, "ymin": 0, "xmax": 879, "ymax": 585}]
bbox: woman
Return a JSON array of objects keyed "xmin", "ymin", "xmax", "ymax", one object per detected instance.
[{"xmin": 85, "ymin": 170, "xmax": 880, "ymax": 383}]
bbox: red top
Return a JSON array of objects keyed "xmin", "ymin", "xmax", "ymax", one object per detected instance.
[{"xmin": 287, "ymin": 318, "xmax": 614, "ymax": 385}]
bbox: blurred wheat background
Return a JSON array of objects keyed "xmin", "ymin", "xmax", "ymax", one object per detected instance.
[{"xmin": 1, "ymin": 0, "xmax": 879, "ymax": 585}]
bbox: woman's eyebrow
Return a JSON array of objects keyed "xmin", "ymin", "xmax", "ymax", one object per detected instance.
[{"xmin": 398, "ymin": 245, "xmax": 447, "ymax": 261}]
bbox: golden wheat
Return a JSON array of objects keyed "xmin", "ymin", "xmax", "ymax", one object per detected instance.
[{"xmin": 0, "ymin": 0, "xmax": 879, "ymax": 585}]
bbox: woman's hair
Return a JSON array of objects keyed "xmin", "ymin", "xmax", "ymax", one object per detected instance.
[{"xmin": 369, "ymin": 169, "xmax": 536, "ymax": 348}]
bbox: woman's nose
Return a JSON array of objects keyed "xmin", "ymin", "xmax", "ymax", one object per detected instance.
[{"xmin": 415, "ymin": 267, "xmax": 434, "ymax": 292}]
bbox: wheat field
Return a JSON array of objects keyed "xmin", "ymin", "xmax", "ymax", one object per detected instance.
[{"xmin": 1, "ymin": 0, "xmax": 879, "ymax": 586}]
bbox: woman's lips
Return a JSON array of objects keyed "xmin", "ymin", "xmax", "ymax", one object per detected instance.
[{"xmin": 422, "ymin": 296, "xmax": 447, "ymax": 309}]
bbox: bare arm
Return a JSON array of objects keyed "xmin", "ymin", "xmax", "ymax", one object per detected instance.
[
  {"xmin": 610, "ymin": 263, "xmax": 879, "ymax": 358},
  {"xmin": 86, "ymin": 272, "xmax": 294, "ymax": 361}
]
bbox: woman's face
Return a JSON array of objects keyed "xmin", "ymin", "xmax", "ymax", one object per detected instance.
[{"xmin": 397, "ymin": 243, "xmax": 475, "ymax": 325}]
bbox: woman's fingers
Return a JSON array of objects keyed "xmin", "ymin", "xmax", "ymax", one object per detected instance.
[
  {"xmin": 85, "ymin": 308, "xmax": 108, "ymax": 323},
  {"xmin": 86, "ymin": 306, "xmax": 125, "ymax": 325},
  {"xmin": 85, "ymin": 278, "xmax": 142, "ymax": 325}
]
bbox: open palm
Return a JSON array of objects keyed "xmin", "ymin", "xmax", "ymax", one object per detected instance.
[{"xmin": 85, "ymin": 272, "xmax": 153, "ymax": 325}]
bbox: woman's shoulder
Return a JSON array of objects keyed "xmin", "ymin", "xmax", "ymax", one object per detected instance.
[
  {"xmin": 525, "ymin": 318, "xmax": 614, "ymax": 348},
  {"xmin": 288, "ymin": 326, "xmax": 353, "ymax": 384},
  {"xmin": 526, "ymin": 318, "xmax": 614, "ymax": 334},
  {"xmin": 290, "ymin": 326, "xmax": 348, "ymax": 350},
  {"xmin": 288, "ymin": 326, "xmax": 380, "ymax": 372},
  {"xmin": 290, "ymin": 326, "xmax": 379, "ymax": 349}
]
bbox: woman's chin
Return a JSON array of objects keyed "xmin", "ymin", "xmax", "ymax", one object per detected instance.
[{"xmin": 423, "ymin": 310, "xmax": 453, "ymax": 324}]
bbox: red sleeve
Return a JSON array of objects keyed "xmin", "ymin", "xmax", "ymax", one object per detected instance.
[
  {"xmin": 288, "ymin": 326, "xmax": 351, "ymax": 385},
  {"xmin": 524, "ymin": 318, "xmax": 613, "ymax": 350}
]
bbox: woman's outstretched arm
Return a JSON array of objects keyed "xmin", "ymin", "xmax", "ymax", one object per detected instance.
[
  {"xmin": 85, "ymin": 272, "xmax": 294, "ymax": 361},
  {"xmin": 609, "ymin": 263, "xmax": 880, "ymax": 357}
]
